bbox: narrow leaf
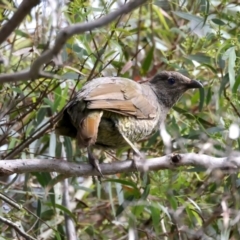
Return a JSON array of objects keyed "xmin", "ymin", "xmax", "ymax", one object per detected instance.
[
  {"xmin": 212, "ymin": 18, "xmax": 225, "ymax": 25},
  {"xmin": 223, "ymin": 47, "xmax": 236, "ymax": 89},
  {"xmin": 142, "ymin": 47, "xmax": 154, "ymax": 74},
  {"xmin": 199, "ymin": 87, "xmax": 205, "ymax": 111}
]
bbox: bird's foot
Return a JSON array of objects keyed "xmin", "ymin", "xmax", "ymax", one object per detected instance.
[
  {"xmin": 87, "ymin": 148, "xmax": 103, "ymax": 179},
  {"xmin": 132, "ymin": 152, "xmax": 145, "ymax": 171}
]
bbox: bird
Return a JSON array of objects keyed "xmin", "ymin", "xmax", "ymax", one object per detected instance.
[{"xmin": 55, "ymin": 71, "xmax": 203, "ymax": 176}]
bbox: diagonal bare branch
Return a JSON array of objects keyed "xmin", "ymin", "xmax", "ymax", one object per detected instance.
[
  {"xmin": 0, "ymin": 0, "xmax": 147, "ymax": 84},
  {"xmin": 0, "ymin": 0, "xmax": 41, "ymax": 44},
  {"xmin": 0, "ymin": 216, "xmax": 36, "ymax": 240}
]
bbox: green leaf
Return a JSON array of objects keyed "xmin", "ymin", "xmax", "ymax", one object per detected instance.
[
  {"xmin": 55, "ymin": 142, "xmax": 62, "ymax": 158},
  {"xmin": 173, "ymin": 11, "xmax": 203, "ymax": 22},
  {"xmin": 105, "ymin": 178, "xmax": 138, "ymax": 191},
  {"xmin": 55, "ymin": 231, "xmax": 62, "ymax": 240},
  {"xmin": 199, "ymin": 63, "xmax": 217, "ymax": 73},
  {"xmin": 12, "ymin": 87, "xmax": 24, "ymax": 94},
  {"xmin": 149, "ymin": 205, "xmax": 160, "ymax": 234},
  {"xmin": 219, "ymin": 74, "xmax": 229, "ymax": 97},
  {"xmin": 53, "ymin": 86, "xmax": 62, "ymax": 111},
  {"xmin": 168, "ymin": 195, "xmax": 178, "ymax": 210},
  {"xmin": 173, "ymin": 106, "xmax": 195, "ymax": 120},
  {"xmin": 142, "ymin": 47, "xmax": 154, "ymax": 74},
  {"xmin": 206, "ymin": 87, "xmax": 212, "ymax": 105},
  {"xmin": 54, "ymin": 203, "xmax": 77, "ymax": 222},
  {"xmin": 203, "ymin": 0, "xmax": 210, "ymax": 25},
  {"xmin": 15, "ymin": 29, "xmax": 30, "ymax": 38},
  {"xmin": 32, "ymin": 172, "xmax": 52, "ymax": 187},
  {"xmin": 141, "ymin": 184, "xmax": 150, "ymax": 200},
  {"xmin": 34, "ymin": 200, "xmax": 41, "ymax": 233},
  {"xmin": 116, "ymin": 195, "xmax": 135, "ymax": 216},
  {"xmin": 41, "ymin": 209, "xmax": 55, "ymax": 220},
  {"xmin": 233, "ymin": 75, "xmax": 240, "ymax": 93},
  {"xmin": 132, "ymin": 205, "xmax": 145, "ymax": 218},
  {"xmin": 36, "ymin": 108, "xmax": 46, "ymax": 124},
  {"xmin": 223, "ymin": 46, "xmax": 236, "ymax": 89},
  {"xmin": 186, "ymin": 54, "xmax": 212, "ymax": 64},
  {"xmin": 211, "ymin": 18, "xmax": 225, "ymax": 25},
  {"xmin": 43, "ymin": 98, "xmax": 54, "ymax": 110},
  {"xmin": 218, "ymin": 57, "xmax": 225, "ymax": 70},
  {"xmin": 198, "ymin": 87, "xmax": 205, "ymax": 111},
  {"xmin": 152, "ymin": 4, "xmax": 169, "ymax": 30},
  {"xmin": 186, "ymin": 166, "xmax": 207, "ymax": 172},
  {"xmin": 62, "ymin": 72, "xmax": 80, "ymax": 80},
  {"xmin": 64, "ymin": 136, "xmax": 73, "ymax": 159}
]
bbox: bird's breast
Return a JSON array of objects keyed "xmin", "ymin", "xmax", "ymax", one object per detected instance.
[{"xmin": 95, "ymin": 110, "xmax": 162, "ymax": 149}]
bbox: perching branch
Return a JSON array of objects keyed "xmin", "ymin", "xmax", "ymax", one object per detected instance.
[
  {"xmin": 0, "ymin": 153, "xmax": 239, "ymax": 177},
  {"xmin": 0, "ymin": 0, "xmax": 147, "ymax": 84}
]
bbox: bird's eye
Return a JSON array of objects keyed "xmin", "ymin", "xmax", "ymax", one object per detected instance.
[{"xmin": 168, "ymin": 77, "xmax": 175, "ymax": 85}]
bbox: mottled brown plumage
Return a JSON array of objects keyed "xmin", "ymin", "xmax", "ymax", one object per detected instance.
[{"xmin": 55, "ymin": 71, "xmax": 203, "ymax": 175}]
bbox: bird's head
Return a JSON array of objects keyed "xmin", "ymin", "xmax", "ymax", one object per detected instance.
[{"xmin": 149, "ymin": 71, "xmax": 203, "ymax": 108}]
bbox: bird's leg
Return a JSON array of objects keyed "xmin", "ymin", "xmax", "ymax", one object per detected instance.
[
  {"xmin": 87, "ymin": 147, "xmax": 103, "ymax": 178},
  {"xmin": 119, "ymin": 132, "xmax": 144, "ymax": 170}
]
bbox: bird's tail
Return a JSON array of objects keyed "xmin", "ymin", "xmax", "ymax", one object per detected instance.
[{"xmin": 77, "ymin": 110, "xmax": 103, "ymax": 147}]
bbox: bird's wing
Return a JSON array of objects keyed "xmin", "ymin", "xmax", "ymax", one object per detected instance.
[{"xmin": 77, "ymin": 77, "xmax": 158, "ymax": 119}]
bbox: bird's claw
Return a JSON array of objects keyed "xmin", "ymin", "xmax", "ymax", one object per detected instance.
[
  {"xmin": 132, "ymin": 152, "xmax": 145, "ymax": 171},
  {"xmin": 88, "ymin": 151, "xmax": 103, "ymax": 178}
]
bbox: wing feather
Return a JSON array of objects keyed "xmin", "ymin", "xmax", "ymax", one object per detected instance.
[{"xmin": 74, "ymin": 77, "xmax": 158, "ymax": 119}]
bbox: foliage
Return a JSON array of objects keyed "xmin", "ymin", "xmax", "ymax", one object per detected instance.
[{"xmin": 0, "ymin": 0, "xmax": 240, "ymax": 239}]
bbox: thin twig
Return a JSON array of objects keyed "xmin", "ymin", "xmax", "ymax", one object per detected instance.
[
  {"xmin": 0, "ymin": 0, "xmax": 41, "ymax": 44},
  {"xmin": 0, "ymin": 0, "xmax": 148, "ymax": 84},
  {"xmin": 0, "ymin": 216, "xmax": 36, "ymax": 240},
  {"xmin": 223, "ymin": 87, "xmax": 240, "ymax": 118},
  {"xmin": 0, "ymin": 193, "xmax": 21, "ymax": 210},
  {"xmin": 132, "ymin": 5, "xmax": 142, "ymax": 78}
]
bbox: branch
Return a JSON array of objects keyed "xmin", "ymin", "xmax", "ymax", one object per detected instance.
[
  {"xmin": 0, "ymin": 0, "xmax": 41, "ymax": 44},
  {"xmin": 0, "ymin": 193, "xmax": 21, "ymax": 210},
  {"xmin": 0, "ymin": 0, "xmax": 147, "ymax": 84},
  {"xmin": 0, "ymin": 216, "xmax": 36, "ymax": 240},
  {"xmin": 224, "ymin": 87, "xmax": 240, "ymax": 118},
  {"xmin": 0, "ymin": 194, "xmax": 59, "ymax": 234},
  {"xmin": 0, "ymin": 153, "xmax": 239, "ymax": 177}
]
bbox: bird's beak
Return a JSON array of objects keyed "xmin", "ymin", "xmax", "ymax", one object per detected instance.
[{"xmin": 187, "ymin": 79, "xmax": 203, "ymax": 89}]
